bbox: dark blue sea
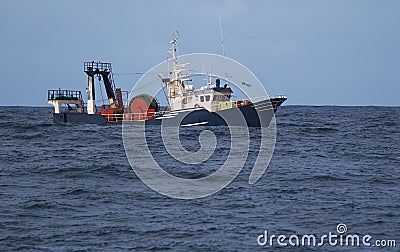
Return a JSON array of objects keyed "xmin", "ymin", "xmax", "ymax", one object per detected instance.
[{"xmin": 0, "ymin": 106, "xmax": 399, "ymax": 251}]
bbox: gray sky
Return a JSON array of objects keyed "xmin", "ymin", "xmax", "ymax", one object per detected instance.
[{"xmin": 1, "ymin": 0, "xmax": 399, "ymax": 106}]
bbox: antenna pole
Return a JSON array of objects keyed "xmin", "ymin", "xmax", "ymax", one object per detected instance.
[
  {"xmin": 219, "ymin": 14, "xmax": 225, "ymax": 57},
  {"xmin": 219, "ymin": 13, "xmax": 229, "ymax": 80}
]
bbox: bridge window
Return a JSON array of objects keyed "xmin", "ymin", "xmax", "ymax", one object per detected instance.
[
  {"xmin": 212, "ymin": 95, "xmax": 230, "ymax": 101},
  {"xmin": 200, "ymin": 96, "xmax": 204, "ymax": 102},
  {"xmin": 205, "ymin": 95, "xmax": 210, "ymax": 101}
]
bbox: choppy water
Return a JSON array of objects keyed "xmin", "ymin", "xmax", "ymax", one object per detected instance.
[{"xmin": 0, "ymin": 106, "xmax": 399, "ymax": 251}]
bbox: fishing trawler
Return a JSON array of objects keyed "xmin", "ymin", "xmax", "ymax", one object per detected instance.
[{"xmin": 47, "ymin": 38, "xmax": 286, "ymax": 126}]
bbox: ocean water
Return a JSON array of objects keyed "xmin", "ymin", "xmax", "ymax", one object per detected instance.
[{"xmin": 0, "ymin": 106, "xmax": 399, "ymax": 251}]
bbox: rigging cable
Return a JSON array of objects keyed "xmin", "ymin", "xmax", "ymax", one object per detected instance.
[{"xmin": 96, "ymin": 75, "xmax": 106, "ymax": 105}]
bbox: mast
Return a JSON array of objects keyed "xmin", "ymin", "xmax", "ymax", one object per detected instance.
[
  {"xmin": 165, "ymin": 36, "xmax": 189, "ymax": 110},
  {"xmin": 86, "ymin": 68, "xmax": 96, "ymax": 114},
  {"xmin": 170, "ymin": 38, "xmax": 180, "ymax": 86}
]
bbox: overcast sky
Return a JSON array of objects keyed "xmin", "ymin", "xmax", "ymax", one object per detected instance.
[{"xmin": 1, "ymin": 0, "xmax": 399, "ymax": 106}]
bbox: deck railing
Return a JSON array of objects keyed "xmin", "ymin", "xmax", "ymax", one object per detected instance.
[
  {"xmin": 250, "ymin": 95, "xmax": 287, "ymax": 103},
  {"xmin": 101, "ymin": 111, "xmax": 159, "ymax": 122},
  {"xmin": 48, "ymin": 90, "xmax": 83, "ymax": 101},
  {"xmin": 84, "ymin": 61, "xmax": 111, "ymax": 72}
]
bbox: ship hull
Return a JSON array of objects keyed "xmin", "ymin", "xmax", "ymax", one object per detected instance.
[
  {"xmin": 52, "ymin": 112, "xmax": 108, "ymax": 124},
  {"xmin": 53, "ymin": 97, "xmax": 286, "ymax": 127}
]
